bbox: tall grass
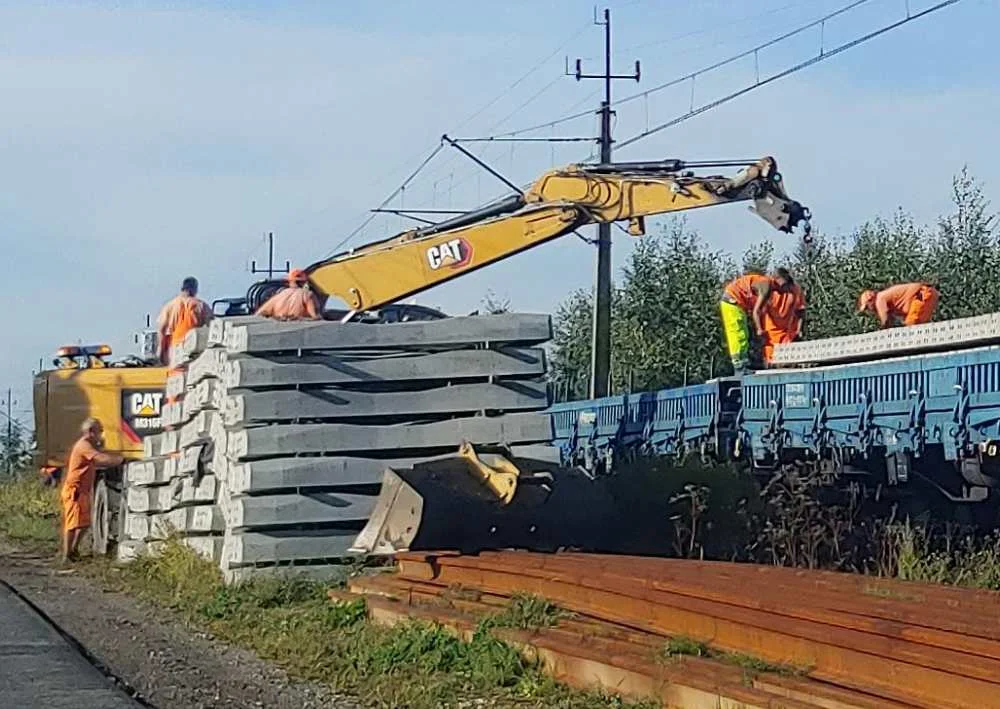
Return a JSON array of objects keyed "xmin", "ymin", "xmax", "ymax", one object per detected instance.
[
  {"xmin": 0, "ymin": 475, "xmax": 59, "ymax": 547},
  {"xmin": 105, "ymin": 540, "xmax": 654, "ymax": 709},
  {"xmin": 878, "ymin": 520, "xmax": 1000, "ymax": 589}
]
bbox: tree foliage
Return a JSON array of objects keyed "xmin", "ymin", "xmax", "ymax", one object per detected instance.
[
  {"xmin": 551, "ymin": 170, "xmax": 999, "ymax": 396},
  {"xmin": 0, "ymin": 422, "xmax": 32, "ymax": 478},
  {"xmin": 479, "ymin": 289, "xmax": 512, "ymax": 315},
  {"xmin": 613, "ymin": 222, "xmax": 734, "ymax": 392}
]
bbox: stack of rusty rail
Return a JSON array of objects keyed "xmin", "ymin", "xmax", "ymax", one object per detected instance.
[{"xmin": 346, "ymin": 551, "xmax": 1000, "ymax": 709}]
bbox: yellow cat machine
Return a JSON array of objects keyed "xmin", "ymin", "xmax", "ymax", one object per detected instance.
[
  {"xmin": 32, "ymin": 344, "xmax": 167, "ymax": 554},
  {"xmin": 299, "ymin": 152, "xmax": 812, "ymax": 554}
]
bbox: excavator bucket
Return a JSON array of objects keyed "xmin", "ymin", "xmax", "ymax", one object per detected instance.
[{"xmin": 350, "ymin": 446, "xmax": 624, "ymax": 556}]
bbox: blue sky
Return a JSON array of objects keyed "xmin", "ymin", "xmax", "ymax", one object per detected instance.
[{"xmin": 1, "ymin": 0, "xmax": 996, "ymax": 425}]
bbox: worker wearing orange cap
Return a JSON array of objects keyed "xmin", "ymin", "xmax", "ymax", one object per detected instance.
[
  {"xmin": 857, "ymin": 283, "xmax": 939, "ymax": 328},
  {"xmin": 61, "ymin": 418, "xmax": 123, "ymax": 563},
  {"xmin": 720, "ymin": 268, "xmax": 804, "ymax": 371},
  {"xmin": 255, "ymin": 268, "xmax": 324, "ymax": 321}
]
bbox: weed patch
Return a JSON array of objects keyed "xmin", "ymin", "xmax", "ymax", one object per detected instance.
[
  {"xmin": 860, "ymin": 583, "xmax": 921, "ymax": 602},
  {"xmin": 481, "ymin": 593, "xmax": 570, "ymax": 630},
  {"xmin": 98, "ymin": 540, "xmax": 653, "ymax": 708},
  {"xmin": 662, "ymin": 635, "xmax": 709, "ymax": 657},
  {"xmin": 0, "ymin": 476, "xmax": 59, "ymax": 547},
  {"xmin": 877, "ymin": 520, "xmax": 1000, "ymax": 589},
  {"xmin": 660, "ymin": 635, "xmax": 805, "ymax": 679}
]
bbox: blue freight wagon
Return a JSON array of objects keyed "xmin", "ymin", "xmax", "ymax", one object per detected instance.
[
  {"xmin": 548, "ymin": 378, "xmax": 741, "ymax": 473},
  {"xmin": 741, "ymin": 344, "xmax": 1000, "ymax": 503},
  {"xmin": 550, "ymin": 344, "xmax": 1000, "ymax": 508}
]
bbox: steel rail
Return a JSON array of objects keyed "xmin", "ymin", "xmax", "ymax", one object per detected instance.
[
  {"xmin": 350, "ymin": 574, "xmax": 915, "ymax": 709},
  {"xmin": 470, "ymin": 551, "xmax": 1000, "ymax": 645},
  {"xmin": 389, "ymin": 552, "xmax": 1000, "ymax": 708}
]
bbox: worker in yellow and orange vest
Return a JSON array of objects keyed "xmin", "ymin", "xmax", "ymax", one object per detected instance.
[{"xmin": 719, "ymin": 268, "xmax": 805, "ymax": 373}]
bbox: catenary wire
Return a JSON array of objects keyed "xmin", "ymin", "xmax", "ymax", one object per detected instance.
[
  {"xmin": 330, "ymin": 22, "xmax": 595, "ymax": 251},
  {"xmin": 466, "ymin": 0, "xmax": 874, "ymax": 141},
  {"xmin": 611, "ymin": 0, "xmax": 872, "ymax": 109},
  {"xmin": 616, "ymin": 0, "xmax": 962, "ymax": 149},
  {"xmin": 613, "ymin": 0, "xmax": 829, "ymax": 56}
]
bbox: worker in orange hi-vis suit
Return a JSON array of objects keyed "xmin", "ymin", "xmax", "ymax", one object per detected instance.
[
  {"xmin": 61, "ymin": 418, "xmax": 123, "ymax": 563},
  {"xmin": 760, "ymin": 268, "xmax": 806, "ymax": 365},
  {"xmin": 255, "ymin": 269, "xmax": 324, "ymax": 321},
  {"xmin": 857, "ymin": 282, "xmax": 939, "ymax": 328},
  {"xmin": 720, "ymin": 268, "xmax": 804, "ymax": 371},
  {"xmin": 156, "ymin": 276, "xmax": 213, "ymax": 365}
]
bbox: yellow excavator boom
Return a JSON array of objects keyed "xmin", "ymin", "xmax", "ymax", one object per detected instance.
[{"xmin": 306, "ymin": 156, "xmax": 810, "ymax": 313}]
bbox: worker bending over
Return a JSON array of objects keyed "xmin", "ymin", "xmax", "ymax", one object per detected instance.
[
  {"xmin": 857, "ymin": 282, "xmax": 939, "ymax": 328},
  {"xmin": 761, "ymin": 268, "xmax": 806, "ymax": 364},
  {"xmin": 720, "ymin": 268, "xmax": 805, "ymax": 372},
  {"xmin": 61, "ymin": 418, "xmax": 123, "ymax": 563},
  {"xmin": 255, "ymin": 268, "xmax": 323, "ymax": 321},
  {"xmin": 157, "ymin": 276, "xmax": 213, "ymax": 364}
]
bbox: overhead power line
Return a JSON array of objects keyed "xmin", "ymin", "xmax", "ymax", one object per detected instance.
[
  {"xmin": 613, "ymin": 0, "xmax": 827, "ymax": 56},
  {"xmin": 477, "ymin": 104, "xmax": 598, "ymax": 140},
  {"xmin": 451, "ymin": 22, "xmax": 593, "ymax": 134},
  {"xmin": 322, "ymin": 144, "xmax": 443, "ymax": 258},
  {"xmin": 463, "ymin": 0, "xmax": 874, "ymax": 142},
  {"xmin": 617, "ymin": 0, "xmax": 962, "ymax": 149},
  {"xmin": 481, "ymin": 74, "xmax": 568, "ymax": 135},
  {"xmin": 330, "ymin": 22, "xmax": 594, "ymax": 252},
  {"xmin": 612, "ymin": 0, "xmax": 871, "ymax": 109},
  {"xmin": 451, "ymin": 137, "xmax": 595, "ymax": 143},
  {"xmin": 325, "ymin": 0, "xmax": 962, "ymax": 251}
]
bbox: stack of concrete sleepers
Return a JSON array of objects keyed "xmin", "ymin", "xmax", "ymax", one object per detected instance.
[
  {"xmin": 116, "ymin": 325, "xmax": 226, "ymax": 564},
  {"xmin": 119, "ymin": 313, "xmax": 558, "ymax": 583}
]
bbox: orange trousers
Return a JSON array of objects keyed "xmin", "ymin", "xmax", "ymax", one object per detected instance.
[
  {"xmin": 61, "ymin": 483, "xmax": 92, "ymax": 532},
  {"xmin": 761, "ymin": 319, "xmax": 798, "ymax": 364},
  {"xmin": 904, "ymin": 286, "xmax": 939, "ymax": 326}
]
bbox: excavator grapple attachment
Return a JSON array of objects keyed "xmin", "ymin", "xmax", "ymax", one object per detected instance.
[
  {"xmin": 751, "ymin": 193, "xmax": 812, "ymax": 240},
  {"xmin": 350, "ymin": 447, "xmax": 622, "ymax": 556},
  {"xmin": 455, "ymin": 440, "xmax": 522, "ymax": 504}
]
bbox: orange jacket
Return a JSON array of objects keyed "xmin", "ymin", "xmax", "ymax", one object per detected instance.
[
  {"xmin": 873, "ymin": 283, "xmax": 937, "ymax": 324},
  {"xmin": 723, "ymin": 274, "xmax": 772, "ymax": 312},
  {"xmin": 765, "ymin": 283, "xmax": 806, "ymax": 334},
  {"xmin": 64, "ymin": 437, "xmax": 100, "ymax": 497},
  {"xmin": 255, "ymin": 287, "xmax": 321, "ymax": 321},
  {"xmin": 157, "ymin": 294, "xmax": 212, "ymax": 357}
]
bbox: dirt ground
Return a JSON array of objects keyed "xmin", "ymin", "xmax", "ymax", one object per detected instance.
[{"xmin": 0, "ymin": 540, "xmax": 360, "ymax": 709}]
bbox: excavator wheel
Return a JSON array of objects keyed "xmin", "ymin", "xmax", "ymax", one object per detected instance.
[
  {"xmin": 91, "ymin": 477, "xmax": 112, "ymax": 556},
  {"xmin": 91, "ymin": 473, "xmax": 124, "ymax": 557}
]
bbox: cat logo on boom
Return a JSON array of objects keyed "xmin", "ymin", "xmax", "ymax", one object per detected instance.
[{"xmin": 426, "ymin": 238, "xmax": 473, "ymax": 271}]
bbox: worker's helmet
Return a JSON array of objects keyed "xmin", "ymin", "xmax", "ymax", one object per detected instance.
[
  {"xmin": 287, "ymin": 268, "xmax": 308, "ymax": 285},
  {"xmin": 857, "ymin": 290, "xmax": 876, "ymax": 312}
]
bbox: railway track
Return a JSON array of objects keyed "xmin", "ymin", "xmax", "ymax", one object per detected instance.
[{"xmin": 346, "ymin": 552, "xmax": 1000, "ymax": 708}]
